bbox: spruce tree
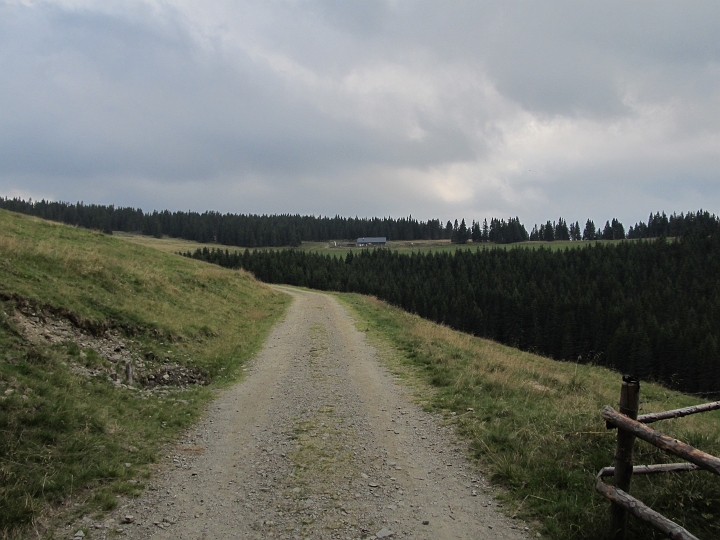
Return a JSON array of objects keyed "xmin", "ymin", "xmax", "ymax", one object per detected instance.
[
  {"xmin": 555, "ymin": 218, "xmax": 570, "ymax": 241},
  {"xmin": 471, "ymin": 220, "xmax": 482, "ymax": 243},
  {"xmin": 572, "ymin": 221, "xmax": 581, "ymax": 241},
  {"xmin": 602, "ymin": 221, "xmax": 613, "ymax": 240},
  {"xmin": 543, "ymin": 220, "xmax": 555, "ymax": 241},
  {"xmin": 583, "ymin": 219, "xmax": 596, "ymax": 240},
  {"xmin": 451, "ymin": 219, "xmax": 460, "ymax": 243},
  {"xmin": 457, "ymin": 219, "xmax": 470, "ymax": 244},
  {"xmin": 611, "ymin": 218, "xmax": 625, "ymax": 240}
]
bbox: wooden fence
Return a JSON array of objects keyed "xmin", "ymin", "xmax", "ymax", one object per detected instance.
[{"xmin": 596, "ymin": 375, "xmax": 720, "ymax": 540}]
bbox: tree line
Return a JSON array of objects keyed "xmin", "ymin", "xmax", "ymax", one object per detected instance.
[
  {"xmin": 451, "ymin": 217, "xmax": 530, "ymax": 244},
  {"xmin": 0, "ymin": 197, "xmax": 453, "ymax": 246},
  {"xmin": 524, "ymin": 211, "xmax": 720, "ymax": 243},
  {"xmin": 4, "ymin": 196, "xmax": 711, "ymax": 248},
  {"xmin": 184, "ymin": 217, "xmax": 720, "ymax": 395},
  {"xmin": 0, "ymin": 197, "xmax": 533, "ymax": 246}
]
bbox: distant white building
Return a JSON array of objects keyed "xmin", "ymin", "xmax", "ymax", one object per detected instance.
[{"xmin": 356, "ymin": 237, "xmax": 387, "ymax": 247}]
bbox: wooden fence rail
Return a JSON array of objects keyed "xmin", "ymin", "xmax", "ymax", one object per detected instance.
[
  {"xmin": 638, "ymin": 401, "xmax": 720, "ymax": 424},
  {"xmin": 596, "ymin": 376, "xmax": 720, "ymax": 540},
  {"xmin": 602, "ymin": 406, "xmax": 720, "ymax": 475}
]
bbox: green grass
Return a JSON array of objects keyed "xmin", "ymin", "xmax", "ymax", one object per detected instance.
[
  {"xmin": 336, "ymin": 293, "xmax": 720, "ymax": 540},
  {"xmin": 0, "ymin": 210, "xmax": 290, "ymax": 537},
  {"xmin": 277, "ymin": 238, "xmax": 634, "ymax": 256},
  {"xmin": 117, "ymin": 232, "xmax": 635, "ymax": 260},
  {"xmin": 114, "ymin": 231, "xmax": 231, "ymax": 255}
]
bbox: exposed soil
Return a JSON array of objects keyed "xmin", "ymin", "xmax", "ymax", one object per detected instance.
[
  {"xmin": 64, "ymin": 287, "xmax": 532, "ymax": 539},
  {"xmin": 7, "ymin": 301, "xmax": 208, "ymax": 391}
]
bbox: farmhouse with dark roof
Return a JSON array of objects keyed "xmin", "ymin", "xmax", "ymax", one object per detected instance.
[{"xmin": 356, "ymin": 237, "xmax": 386, "ymax": 247}]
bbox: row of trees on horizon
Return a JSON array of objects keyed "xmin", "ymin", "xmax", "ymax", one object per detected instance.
[
  {"xmin": 1, "ymin": 197, "xmax": 712, "ymax": 248},
  {"xmin": 449, "ymin": 215, "xmax": 626, "ymax": 244},
  {"xmin": 452, "ymin": 212, "xmax": 707, "ymax": 244}
]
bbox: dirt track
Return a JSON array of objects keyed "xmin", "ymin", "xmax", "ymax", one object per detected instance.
[{"xmin": 89, "ymin": 287, "xmax": 530, "ymax": 539}]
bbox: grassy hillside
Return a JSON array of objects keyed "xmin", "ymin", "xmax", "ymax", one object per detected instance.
[
  {"xmin": 0, "ymin": 210, "xmax": 289, "ymax": 537},
  {"xmin": 337, "ymin": 293, "xmax": 720, "ymax": 540},
  {"xmin": 113, "ymin": 231, "xmax": 231, "ymax": 255}
]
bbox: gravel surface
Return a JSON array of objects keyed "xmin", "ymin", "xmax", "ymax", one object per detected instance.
[{"xmin": 75, "ymin": 287, "xmax": 531, "ymax": 539}]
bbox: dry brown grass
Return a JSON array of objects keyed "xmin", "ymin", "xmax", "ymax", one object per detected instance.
[{"xmin": 338, "ymin": 293, "xmax": 720, "ymax": 540}]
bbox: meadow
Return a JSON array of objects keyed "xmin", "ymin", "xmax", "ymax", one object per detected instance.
[
  {"xmin": 117, "ymin": 231, "xmax": 630, "ymax": 258},
  {"xmin": 0, "ymin": 210, "xmax": 288, "ymax": 537}
]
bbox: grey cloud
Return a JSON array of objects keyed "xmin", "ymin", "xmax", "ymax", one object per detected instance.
[
  {"xmin": 381, "ymin": 1, "xmax": 720, "ymax": 118},
  {"xmin": 248, "ymin": 2, "xmax": 720, "ymax": 119},
  {"xmin": 312, "ymin": 0, "xmax": 389, "ymax": 36},
  {"xmin": 1, "ymin": 1, "xmax": 719, "ymax": 225},
  {"xmin": 0, "ymin": 2, "xmax": 475, "ymax": 182}
]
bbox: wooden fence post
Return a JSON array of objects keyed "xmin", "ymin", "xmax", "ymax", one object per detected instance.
[
  {"xmin": 611, "ymin": 375, "xmax": 640, "ymax": 540},
  {"xmin": 125, "ymin": 361, "xmax": 134, "ymax": 385}
]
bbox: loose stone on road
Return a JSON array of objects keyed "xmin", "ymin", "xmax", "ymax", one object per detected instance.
[{"xmin": 99, "ymin": 287, "xmax": 529, "ymax": 539}]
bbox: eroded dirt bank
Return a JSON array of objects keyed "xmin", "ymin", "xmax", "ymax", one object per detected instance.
[{"xmin": 74, "ymin": 287, "xmax": 530, "ymax": 539}]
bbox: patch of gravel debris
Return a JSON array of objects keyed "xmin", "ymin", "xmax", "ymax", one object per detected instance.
[
  {"xmin": 66, "ymin": 287, "xmax": 531, "ymax": 539},
  {"xmin": 7, "ymin": 300, "xmax": 207, "ymax": 391}
]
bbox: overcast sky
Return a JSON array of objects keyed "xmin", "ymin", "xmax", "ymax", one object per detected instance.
[{"xmin": 1, "ymin": 1, "xmax": 719, "ymax": 227}]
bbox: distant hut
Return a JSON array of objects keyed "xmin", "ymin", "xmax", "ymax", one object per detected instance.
[{"xmin": 356, "ymin": 237, "xmax": 387, "ymax": 247}]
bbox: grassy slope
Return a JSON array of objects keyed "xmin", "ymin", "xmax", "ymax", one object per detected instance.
[
  {"xmin": 336, "ymin": 293, "xmax": 720, "ymax": 540},
  {"xmin": 0, "ymin": 210, "xmax": 289, "ymax": 537},
  {"xmin": 113, "ymin": 232, "xmax": 231, "ymax": 255}
]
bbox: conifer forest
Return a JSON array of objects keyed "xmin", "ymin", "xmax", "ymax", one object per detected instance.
[{"xmin": 185, "ymin": 214, "xmax": 720, "ymax": 396}]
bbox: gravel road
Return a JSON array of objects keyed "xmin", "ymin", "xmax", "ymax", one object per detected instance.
[{"xmin": 87, "ymin": 287, "xmax": 530, "ymax": 539}]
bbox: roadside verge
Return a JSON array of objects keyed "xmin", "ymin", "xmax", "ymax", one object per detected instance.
[{"xmin": 335, "ymin": 293, "xmax": 720, "ymax": 540}]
